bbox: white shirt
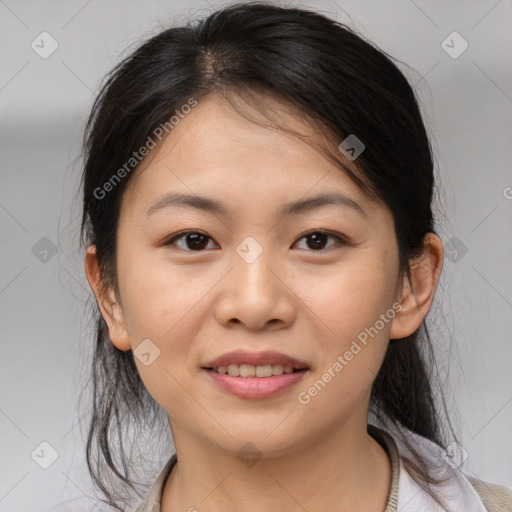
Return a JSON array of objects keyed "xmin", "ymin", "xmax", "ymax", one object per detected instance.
[{"xmin": 390, "ymin": 423, "xmax": 489, "ymax": 511}]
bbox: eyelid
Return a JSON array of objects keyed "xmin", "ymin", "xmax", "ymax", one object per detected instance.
[{"xmin": 298, "ymin": 229, "xmax": 349, "ymax": 244}]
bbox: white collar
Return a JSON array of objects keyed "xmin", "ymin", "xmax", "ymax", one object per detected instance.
[{"xmin": 387, "ymin": 423, "xmax": 487, "ymax": 511}]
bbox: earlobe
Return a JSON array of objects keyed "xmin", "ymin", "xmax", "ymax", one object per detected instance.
[
  {"xmin": 84, "ymin": 245, "xmax": 132, "ymax": 351},
  {"xmin": 390, "ymin": 233, "xmax": 444, "ymax": 339}
]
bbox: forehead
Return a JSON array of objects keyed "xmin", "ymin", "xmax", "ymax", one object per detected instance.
[
  {"xmin": 150, "ymin": 94, "xmax": 338, "ymax": 167},
  {"xmin": 121, "ymin": 93, "xmax": 378, "ymax": 219}
]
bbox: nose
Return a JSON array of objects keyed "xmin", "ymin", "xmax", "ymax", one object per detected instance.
[{"xmin": 213, "ymin": 242, "xmax": 296, "ymax": 331}]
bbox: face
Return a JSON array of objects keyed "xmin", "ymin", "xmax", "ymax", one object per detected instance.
[{"xmin": 97, "ymin": 94, "xmax": 405, "ymax": 456}]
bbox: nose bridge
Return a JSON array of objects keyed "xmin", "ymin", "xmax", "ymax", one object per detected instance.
[{"xmin": 232, "ymin": 234, "xmax": 277, "ymax": 295}]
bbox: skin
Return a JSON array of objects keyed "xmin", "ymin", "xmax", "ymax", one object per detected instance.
[{"xmin": 85, "ymin": 93, "xmax": 443, "ymax": 512}]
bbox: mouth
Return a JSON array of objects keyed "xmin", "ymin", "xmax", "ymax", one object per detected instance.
[
  {"xmin": 201, "ymin": 350, "xmax": 310, "ymax": 398},
  {"xmin": 202, "ymin": 350, "xmax": 310, "ymax": 374},
  {"xmin": 204, "ymin": 364, "xmax": 308, "ymax": 377}
]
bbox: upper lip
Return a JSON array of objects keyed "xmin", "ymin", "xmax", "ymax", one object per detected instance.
[{"xmin": 203, "ymin": 350, "xmax": 309, "ymax": 370}]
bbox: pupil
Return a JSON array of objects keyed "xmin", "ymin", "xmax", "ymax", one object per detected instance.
[
  {"xmin": 308, "ymin": 233, "xmax": 327, "ymax": 250},
  {"xmin": 188, "ymin": 233, "xmax": 208, "ymax": 250}
]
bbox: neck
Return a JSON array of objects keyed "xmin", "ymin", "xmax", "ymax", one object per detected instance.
[{"xmin": 161, "ymin": 418, "xmax": 391, "ymax": 512}]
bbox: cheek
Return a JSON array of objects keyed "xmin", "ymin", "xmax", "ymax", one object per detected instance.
[
  {"xmin": 116, "ymin": 248, "xmax": 218, "ymax": 390},
  {"xmin": 297, "ymin": 255, "xmax": 396, "ymax": 344},
  {"xmin": 119, "ymin": 258, "xmax": 207, "ymax": 410},
  {"xmin": 295, "ymin": 307, "xmax": 391, "ymax": 423},
  {"xmin": 294, "ymin": 255, "xmax": 396, "ymax": 402},
  {"xmin": 117, "ymin": 245, "xmax": 202, "ymax": 337}
]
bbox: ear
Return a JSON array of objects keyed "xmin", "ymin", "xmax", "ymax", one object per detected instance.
[
  {"xmin": 390, "ymin": 233, "xmax": 444, "ymax": 339},
  {"xmin": 84, "ymin": 245, "xmax": 131, "ymax": 351}
]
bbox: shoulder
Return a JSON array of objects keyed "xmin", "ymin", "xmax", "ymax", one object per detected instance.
[{"xmin": 466, "ymin": 476, "xmax": 512, "ymax": 512}]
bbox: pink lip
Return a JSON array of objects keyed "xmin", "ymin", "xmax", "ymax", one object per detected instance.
[
  {"xmin": 203, "ymin": 350, "xmax": 309, "ymax": 370},
  {"xmin": 204, "ymin": 368, "xmax": 309, "ymax": 399}
]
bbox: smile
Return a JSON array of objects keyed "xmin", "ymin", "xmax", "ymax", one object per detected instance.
[{"xmin": 210, "ymin": 363, "xmax": 303, "ymax": 377}]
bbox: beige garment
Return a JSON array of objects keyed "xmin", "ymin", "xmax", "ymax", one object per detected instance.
[{"xmin": 467, "ymin": 476, "xmax": 512, "ymax": 512}]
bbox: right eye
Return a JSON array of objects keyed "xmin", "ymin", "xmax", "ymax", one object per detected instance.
[{"xmin": 163, "ymin": 230, "xmax": 219, "ymax": 252}]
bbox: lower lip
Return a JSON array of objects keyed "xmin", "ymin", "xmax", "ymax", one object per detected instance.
[{"xmin": 203, "ymin": 368, "xmax": 309, "ymax": 399}]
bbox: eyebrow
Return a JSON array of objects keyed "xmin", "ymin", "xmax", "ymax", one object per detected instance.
[{"xmin": 145, "ymin": 191, "xmax": 367, "ymax": 219}]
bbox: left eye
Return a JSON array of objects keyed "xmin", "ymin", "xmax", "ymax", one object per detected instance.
[
  {"xmin": 163, "ymin": 230, "xmax": 347, "ymax": 252},
  {"xmin": 293, "ymin": 231, "xmax": 347, "ymax": 251}
]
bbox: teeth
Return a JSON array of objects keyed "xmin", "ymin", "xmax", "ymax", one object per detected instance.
[
  {"xmin": 213, "ymin": 364, "xmax": 297, "ymax": 377},
  {"xmin": 256, "ymin": 365, "xmax": 271, "ymax": 377},
  {"xmin": 227, "ymin": 364, "xmax": 239, "ymax": 376},
  {"xmin": 272, "ymin": 364, "xmax": 284, "ymax": 376}
]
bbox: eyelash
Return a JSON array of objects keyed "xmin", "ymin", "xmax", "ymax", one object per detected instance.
[{"xmin": 162, "ymin": 229, "xmax": 349, "ymax": 252}]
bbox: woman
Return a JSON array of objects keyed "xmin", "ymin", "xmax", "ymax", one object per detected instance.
[{"xmin": 80, "ymin": 2, "xmax": 512, "ymax": 511}]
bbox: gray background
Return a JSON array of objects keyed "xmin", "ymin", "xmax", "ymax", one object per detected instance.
[{"xmin": 1, "ymin": 0, "xmax": 511, "ymax": 510}]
